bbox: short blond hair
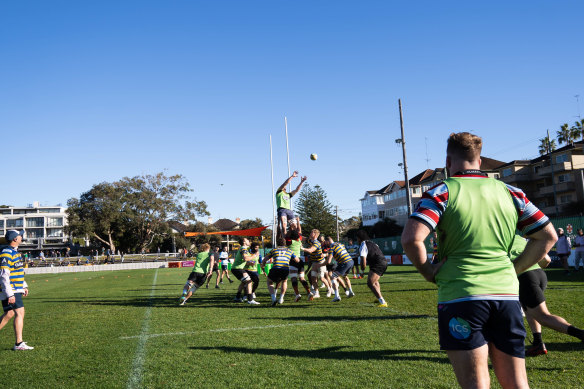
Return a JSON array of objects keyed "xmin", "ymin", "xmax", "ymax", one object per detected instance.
[
  {"xmin": 447, "ymin": 132, "xmax": 482, "ymax": 162},
  {"xmin": 200, "ymin": 243, "xmax": 210, "ymax": 251}
]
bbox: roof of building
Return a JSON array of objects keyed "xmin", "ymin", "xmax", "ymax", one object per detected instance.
[
  {"xmin": 168, "ymin": 220, "xmax": 188, "ymax": 233},
  {"xmin": 213, "ymin": 218, "xmax": 240, "ymax": 231},
  {"xmin": 529, "ymin": 140, "xmax": 584, "ymax": 164}
]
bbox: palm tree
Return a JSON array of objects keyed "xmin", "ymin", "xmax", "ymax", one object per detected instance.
[
  {"xmin": 571, "ymin": 119, "xmax": 584, "ymax": 141},
  {"xmin": 538, "ymin": 136, "xmax": 557, "ymax": 155},
  {"xmin": 557, "ymin": 123, "xmax": 575, "ymax": 146}
]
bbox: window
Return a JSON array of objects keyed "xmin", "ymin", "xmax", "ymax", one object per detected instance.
[
  {"xmin": 46, "ymin": 228, "xmax": 63, "ymax": 238},
  {"xmin": 38, "ymin": 208, "xmax": 61, "ymax": 214},
  {"xmin": 0, "ymin": 220, "xmax": 3, "ymax": 228},
  {"xmin": 502, "ymin": 168, "xmax": 513, "ymax": 177},
  {"xmin": 560, "ymin": 194, "xmax": 573, "ymax": 204},
  {"xmin": 558, "ymin": 174, "xmax": 571, "ymax": 183},
  {"xmin": 379, "ymin": 211, "xmax": 385, "ymax": 219},
  {"xmin": 47, "ymin": 217, "xmax": 63, "ymax": 227},
  {"xmin": 26, "ymin": 217, "xmax": 44, "ymax": 227},
  {"xmin": 411, "ymin": 187, "xmax": 421, "ymax": 196},
  {"xmin": 0, "ymin": 209, "xmax": 10, "ymax": 215},
  {"xmin": 6, "ymin": 218, "xmax": 23, "ymax": 228},
  {"xmin": 555, "ymin": 154, "xmax": 569, "ymax": 163},
  {"xmin": 26, "ymin": 228, "xmax": 44, "ymax": 238}
]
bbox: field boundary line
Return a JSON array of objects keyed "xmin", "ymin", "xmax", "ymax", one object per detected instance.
[{"xmin": 127, "ymin": 269, "xmax": 159, "ymax": 389}]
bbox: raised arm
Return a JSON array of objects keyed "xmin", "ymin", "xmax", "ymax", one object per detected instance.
[
  {"xmin": 277, "ymin": 171, "xmax": 298, "ymax": 192},
  {"xmin": 289, "ymin": 176, "xmax": 307, "ymax": 197}
]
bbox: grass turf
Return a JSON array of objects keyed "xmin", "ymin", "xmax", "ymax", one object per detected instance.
[{"xmin": 0, "ymin": 267, "xmax": 583, "ymax": 388}]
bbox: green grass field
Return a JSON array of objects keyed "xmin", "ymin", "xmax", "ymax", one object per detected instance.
[{"xmin": 0, "ymin": 267, "xmax": 583, "ymax": 388}]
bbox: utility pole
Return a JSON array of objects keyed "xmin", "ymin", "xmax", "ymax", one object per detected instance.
[{"xmin": 397, "ymin": 99, "xmax": 412, "ymax": 215}]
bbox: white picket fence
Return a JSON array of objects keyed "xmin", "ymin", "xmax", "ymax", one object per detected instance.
[{"xmin": 24, "ymin": 261, "xmax": 169, "ymax": 275}]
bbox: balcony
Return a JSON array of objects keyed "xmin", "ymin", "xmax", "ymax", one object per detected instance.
[
  {"xmin": 534, "ymin": 162, "xmax": 571, "ymax": 177},
  {"xmin": 537, "ymin": 181, "xmax": 575, "ymax": 196},
  {"xmin": 499, "ymin": 172, "xmax": 531, "ymax": 184}
]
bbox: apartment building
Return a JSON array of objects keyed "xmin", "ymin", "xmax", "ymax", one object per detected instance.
[
  {"xmin": 496, "ymin": 141, "xmax": 584, "ymax": 217},
  {"xmin": 0, "ymin": 202, "xmax": 68, "ymax": 251}
]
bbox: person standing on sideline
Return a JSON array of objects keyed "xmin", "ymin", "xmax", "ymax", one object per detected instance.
[
  {"xmin": 178, "ymin": 243, "xmax": 215, "ymax": 306},
  {"xmin": 573, "ymin": 228, "xmax": 584, "ymax": 271},
  {"xmin": 218, "ymin": 246, "xmax": 233, "ymax": 284},
  {"xmin": 401, "ymin": 132, "xmax": 556, "ymax": 389},
  {"xmin": 556, "ymin": 228, "xmax": 572, "ymax": 275},
  {"xmin": 346, "ymin": 238, "xmax": 361, "ymax": 279},
  {"xmin": 0, "ymin": 230, "xmax": 34, "ymax": 350},
  {"xmin": 356, "ymin": 230, "xmax": 388, "ymax": 307},
  {"xmin": 510, "ymin": 236, "xmax": 584, "ymax": 357},
  {"xmin": 276, "ymin": 171, "xmax": 307, "ymax": 237}
]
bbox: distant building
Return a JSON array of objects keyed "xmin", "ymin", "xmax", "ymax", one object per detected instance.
[
  {"xmin": 495, "ymin": 140, "xmax": 584, "ymax": 217},
  {"xmin": 0, "ymin": 202, "xmax": 68, "ymax": 252},
  {"xmin": 360, "ymin": 156, "xmax": 505, "ymax": 227}
]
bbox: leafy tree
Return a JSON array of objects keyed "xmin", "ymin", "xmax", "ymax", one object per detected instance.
[
  {"xmin": 295, "ymin": 183, "xmax": 336, "ymax": 237},
  {"xmin": 339, "ymin": 216, "xmax": 361, "ymax": 238},
  {"xmin": 67, "ymin": 172, "xmax": 209, "ymax": 253},
  {"xmin": 538, "ymin": 135, "xmax": 557, "ymax": 155},
  {"xmin": 239, "ymin": 218, "xmax": 272, "ymax": 245},
  {"xmin": 557, "ymin": 123, "xmax": 575, "ymax": 146}
]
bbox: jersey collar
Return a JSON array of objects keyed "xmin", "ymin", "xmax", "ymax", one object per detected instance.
[{"xmin": 452, "ymin": 169, "xmax": 487, "ymax": 177}]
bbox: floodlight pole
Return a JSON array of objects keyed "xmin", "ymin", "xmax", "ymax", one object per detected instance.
[
  {"xmin": 285, "ymin": 116, "xmax": 292, "ymax": 193},
  {"xmin": 336, "ymin": 205, "xmax": 340, "ymax": 241},
  {"xmin": 398, "ymin": 99, "xmax": 412, "ymax": 216}
]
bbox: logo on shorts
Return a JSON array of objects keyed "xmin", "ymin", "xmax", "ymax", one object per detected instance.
[{"xmin": 449, "ymin": 317, "xmax": 471, "ymax": 339}]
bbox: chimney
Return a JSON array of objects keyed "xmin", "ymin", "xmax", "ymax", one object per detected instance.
[
  {"xmin": 235, "ymin": 217, "xmax": 241, "ymax": 224},
  {"xmin": 207, "ymin": 217, "xmax": 213, "ymax": 224}
]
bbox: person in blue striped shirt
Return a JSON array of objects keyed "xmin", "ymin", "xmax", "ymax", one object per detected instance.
[
  {"xmin": 262, "ymin": 237, "xmax": 300, "ymax": 306},
  {"xmin": 0, "ymin": 230, "xmax": 33, "ymax": 350}
]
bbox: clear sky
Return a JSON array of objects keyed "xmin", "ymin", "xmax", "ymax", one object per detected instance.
[{"xmin": 1, "ymin": 1, "xmax": 583, "ymax": 225}]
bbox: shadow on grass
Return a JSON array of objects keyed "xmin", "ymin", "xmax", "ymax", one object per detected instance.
[
  {"xmin": 251, "ymin": 313, "xmax": 434, "ymax": 321},
  {"xmin": 531, "ymin": 341, "xmax": 584, "ymax": 353},
  {"xmin": 190, "ymin": 345, "xmax": 450, "ymax": 363}
]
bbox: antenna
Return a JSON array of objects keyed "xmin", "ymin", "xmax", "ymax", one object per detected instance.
[
  {"xmin": 424, "ymin": 137, "xmax": 431, "ymax": 168},
  {"xmin": 575, "ymin": 95, "xmax": 581, "ymax": 119}
]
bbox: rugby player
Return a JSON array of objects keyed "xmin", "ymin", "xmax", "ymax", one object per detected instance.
[
  {"xmin": 231, "ymin": 238, "xmax": 260, "ymax": 305},
  {"xmin": 262, "ymin": 237, "xmax": 300, "ymax": 306},
  {"xmin": 511, "ymin": 236, "xmax": 584, "ymax": 356},
  {"xmin": 287, "ymin": 230, "xmax": 311, "ymax": 302},
  {"xmin": 324, "ymin": 236, "xmax": 355, "ymax": 302},
  {"xmin": 302, "ymin": 229, "xmax": 329, "ymax": 300},
  {"xmin": 402, "ymin": 132, "xmax": 556, "ymax": 389},
  {"xmin": 179, "ymin": 243, "xmax": 215, "ymax": 306},
  {"xmin": 356, "ymin": 230, "xmax": 388, "ymax": 307}
]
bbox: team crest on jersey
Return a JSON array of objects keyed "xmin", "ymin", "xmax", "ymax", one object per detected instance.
[{"xmin": 449, "ymin": 317, "xmax": 471, "ymax": 339}]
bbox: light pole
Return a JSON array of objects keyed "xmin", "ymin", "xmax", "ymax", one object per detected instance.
[{"xmin": 396, "ymin": 99, "xmax": 412, "ymax": 215}]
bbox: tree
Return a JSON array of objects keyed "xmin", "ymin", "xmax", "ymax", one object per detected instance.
[
  {"xmin": 557, "ymin": 123, "xmax": 575, "ymax": 146},
  {"xmin": 295, "ymin": 184, "xmax": 336, "ymax": 237},
  {"xmin": 538, "ymin": 136, "xmax": 557, "ymax": 155},
  {"xmin": 339, "ymin": 216, "xmax": 361, "ymax": 239},
  {"xmin": 572, "ymin": 119, "xmax": 584, "ymax": 141},
  {"xmin": 67, "ymin": 172, "xmax": 209, "ymax": 253},
  {"xmin": 239, "ymin": 218, "xmax": 272, "ymax": 245}
]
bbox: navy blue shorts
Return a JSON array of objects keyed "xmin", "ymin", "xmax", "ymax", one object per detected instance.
[
  {"xmin": 333, "ymin": 260, "xmax": 354, "ymax": 278},
  {"xmin": 437, "ymin": 300, "xmax": 526, "ymax": 358},
  {"xmin": 268, "ymin": 267, "xmax": 289, "ymax": 283},
  {"xmin": 277, "ymin": 208, "xmax": 295, "ymax": 220},
  {"xmin": 2, "ymin": 293, "xmax": 24, "ymax": 312}
]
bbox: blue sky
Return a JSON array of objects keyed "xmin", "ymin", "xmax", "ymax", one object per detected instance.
[{"xmin": 1, "ymin": 1, "xmax": 583, "ymax": 225}]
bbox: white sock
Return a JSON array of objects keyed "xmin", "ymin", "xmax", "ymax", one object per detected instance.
[
  {"xmin": 271, "ymin": 293, "xmax": 277, "ymax": 302},
  {"xmin": 334, "ymin": 290, "xmax": 340, "ymax": 298}
]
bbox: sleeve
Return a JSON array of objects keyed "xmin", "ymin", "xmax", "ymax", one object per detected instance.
[
  {"xmin": 505, "ymin": 184, "xmax": 550, "ymax": 235},
  {"xmin": 359, "ymin": 242, "xmax": 368, "ymax": 258},
  {"xmin": 0, "ymin": 256, "xmax": 14, "ymax": 297},
  {"xmin": 409, "ymin": 183, "xmax": 448, "ymax": 231}
]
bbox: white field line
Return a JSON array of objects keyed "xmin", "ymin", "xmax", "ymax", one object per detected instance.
[
  {"xmin": 127, "ymin": 269, "xmax": 159, "ymax": 389},
  {"xmin": 119, "ymin": 320, "xmax": 346, "ymax": 341}
]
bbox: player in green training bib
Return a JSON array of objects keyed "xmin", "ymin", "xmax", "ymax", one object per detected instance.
[{"xmin": 179, "ymin": 243, "xmax": 215, "ymax": 306}]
